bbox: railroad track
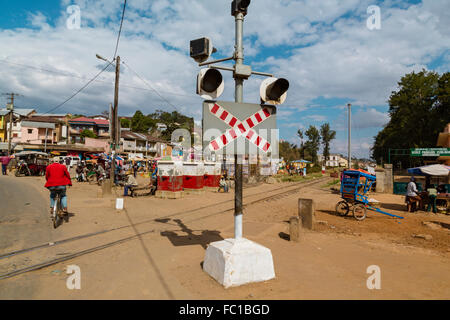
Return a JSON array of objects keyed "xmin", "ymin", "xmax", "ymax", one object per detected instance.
[{"xmin": 0, "ymin": 176, "xmax": 330, "ymax": 280}]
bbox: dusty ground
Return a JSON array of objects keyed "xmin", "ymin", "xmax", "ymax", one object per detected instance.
[{"xmin": 0, "ymin": 173, "xmax": 449, "ymax": 300}]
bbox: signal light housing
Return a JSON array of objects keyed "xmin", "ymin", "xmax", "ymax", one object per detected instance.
[
  {"xmin": 190, "ymin": 37, "xmax": 215, "ymax": 64},
  {"xmin": 232, "ymin": 0, "xmax": 251, "ymax": 16},
  {"xmin": 260, "ymin": 77, "xmax": 290, "ymax": 105},
  {"xmin": 197, "ymin": 68, "xmax": 225, "ymax": 100}
]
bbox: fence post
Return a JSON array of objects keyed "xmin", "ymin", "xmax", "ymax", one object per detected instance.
[{"xmin": 298, "ymin": 198, "xmax": 315, "ymax": 230}]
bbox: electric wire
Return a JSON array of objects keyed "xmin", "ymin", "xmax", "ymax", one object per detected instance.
[
  {"xmin": 113, "ymin": 0, "xmax": 127, "ymax": 59},
  {"xmin": 39, "ymin": 0, "xmax": 128, "ymax": 115},
  {"xmin": 121, "ymin": 60, "xmax": 180, "ymax": 112}
]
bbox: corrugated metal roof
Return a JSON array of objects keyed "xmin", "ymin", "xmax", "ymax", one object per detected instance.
[{"xmin": 0, "ymin": 108, "xmax": 35, "ymax": 116}]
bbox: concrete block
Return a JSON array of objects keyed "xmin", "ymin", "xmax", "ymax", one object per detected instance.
[
  {"xmin": 289, "ymin": 216, "xmax": 301, "ymax": 242},
  {"xmin": 184, "ymin": 189, "xmax": 205, "ymax": 195},
  {"xmin": 298, "ymin": 198, "xmax": 315, "ymax": 230},
  {"xmin": 203, "ymin": 238, "xmax": 275, "ymax": 288},
  {"xmin": 155, "ymin": 190, "xmax": 184, "ymax": 199}
]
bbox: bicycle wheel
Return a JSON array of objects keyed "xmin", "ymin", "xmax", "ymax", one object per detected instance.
[
  {"xmin": 353, "ymin": 204, "xmax": 367, "ymax": 221},
  {"xmin": 52, "ymin": 202, "xmax": 59, "ymax": 229},
  {"xmin": 335, "ymin": 201, "xmax": 350, "ymax": 216}
]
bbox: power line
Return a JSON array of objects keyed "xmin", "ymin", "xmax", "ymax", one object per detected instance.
[
  {"xmin": 0, "ymin": 58, "xmax": 200, "ymax": 99},
  {"xmin": 41, "ymin": 62, "xmax": 113, "ymax": 115},
  {"xmin": 121, "ymin": 60, "xmax": 181, "ymax": 112},
  {"xmin": 113, "ymin": 0, "xmax": 127, "ymax": 59},
  {"xmin": 40, "ymin": 0, "xmax": 127, "ymax": 115}
]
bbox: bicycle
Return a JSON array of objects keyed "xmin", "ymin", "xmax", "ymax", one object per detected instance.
[{"xmin": 51, "ymin": 189, "xmax": 68, "ymax": 229}]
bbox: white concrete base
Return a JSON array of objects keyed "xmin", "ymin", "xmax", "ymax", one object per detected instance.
[{"xmin": 203, "ymin": 238, "xmax": 275, "ymax": 288}]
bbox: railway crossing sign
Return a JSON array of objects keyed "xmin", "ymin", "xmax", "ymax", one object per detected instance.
[{"xmin": 202, "ymin": 100, "xmax": 278, "ymax": 156}]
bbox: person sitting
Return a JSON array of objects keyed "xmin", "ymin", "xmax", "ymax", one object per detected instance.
[
  {"xmin": 406, "ymin": 177, "xmax": 421, "ymax": 213},
  {"xmin": 218, "ymin": 175, "xmax": 229, "ymax": 193},
  {"xmin": 123, "ymin": 174, "xmax": 138, "ymax": 196}
]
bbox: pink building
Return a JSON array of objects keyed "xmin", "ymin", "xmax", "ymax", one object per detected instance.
[{"xmin": 19, "ymin": 116, "xmax": 68, "ymax": 145}]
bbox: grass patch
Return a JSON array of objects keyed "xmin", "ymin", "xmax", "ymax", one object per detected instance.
[
  {"xmin": 321, "ymin": 179, "xmax": 340, "ymax": 188},
  {"xmin": 275, "ymin": 173, "xmax": 324, "ymax": 183}
]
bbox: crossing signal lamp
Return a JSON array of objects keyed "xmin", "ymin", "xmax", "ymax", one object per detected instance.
[
  {"xmin": 260, "ymin": 77, "xmax": 290, "ymax": 105},
  {"xmin": 232, "ymin": 0, "xmax": 251, "ymax": 16},
  {"xmin": 197, "ymin": 68, "xmax": 225, "ymax": 100},
  {"xmin": 190, "ymin": 37, "xmax": 217, "ymax": 64}
]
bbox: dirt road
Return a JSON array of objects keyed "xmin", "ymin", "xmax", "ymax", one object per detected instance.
[{"xmin": 0, "ymin": 175, "xmax": 449, "ymax": 299}]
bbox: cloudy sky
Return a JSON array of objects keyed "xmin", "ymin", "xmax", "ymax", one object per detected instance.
[{"xmin": 0, "ymin": 0, "xmax": 449, "ymax": 158}]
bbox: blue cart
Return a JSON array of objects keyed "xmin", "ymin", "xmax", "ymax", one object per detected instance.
[{"xmin": 336, "ymin": 170, "xmax": 405, "ymax": 221}]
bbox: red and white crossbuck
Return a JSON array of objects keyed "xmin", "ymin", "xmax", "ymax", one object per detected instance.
[{"xmin": 207, "ymin": 102, "xmax": 273, "ymax": 153}]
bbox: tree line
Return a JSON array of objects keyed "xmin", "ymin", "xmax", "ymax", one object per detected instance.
[
  {"xmin": 280, "ymin": 123, "xmax": 336, "ymax": 165},
  {"xmin": 120, "ymin": 110, "xmax": 195, "ymax": 141},
  {"xmin": 372, "ymin": 69, "xmax": 450, "ymax": 167}
]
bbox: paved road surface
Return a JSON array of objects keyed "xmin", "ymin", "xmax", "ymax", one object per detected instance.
[{"xmin": 0, "ymin": 175, "xmax": 51, "ymax": 252}]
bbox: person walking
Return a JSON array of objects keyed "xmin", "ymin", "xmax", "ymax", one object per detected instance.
[
  {"xmin": 65, "ymin": 157, "xmax": 71, "ymax": 170},
  {"xmin": 406, "ymin": 177, "xmax": 421, "ymax": 213},
  {"xmin": 133, "ymin": 162, "xmax": 138, "ymax": 178},
  {"xmin": 1, "ymin": 155, "xmax": 11, "ymax": 175}
]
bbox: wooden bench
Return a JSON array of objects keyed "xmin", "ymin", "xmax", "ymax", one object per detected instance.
[{"xmin": 130, "ymin": 185, "xmax": 157, "ymax": 198}]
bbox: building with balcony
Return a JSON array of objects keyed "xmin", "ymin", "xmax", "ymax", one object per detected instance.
[
  {"xmin": 19, "ymin": 116, "xmax": 69, "ymax": 145},
  {"xmin": 68, "ymin": 117, "xmax": 110, "ymax": 143},
  {"xmin": 120, "ymin": 130, "xmax": 169, "ymax": 158}
]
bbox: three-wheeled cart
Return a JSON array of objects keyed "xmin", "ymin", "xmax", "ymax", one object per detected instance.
[{"xmin": 335, "ymin": 170, "xmax": 404, "ymax": 221}]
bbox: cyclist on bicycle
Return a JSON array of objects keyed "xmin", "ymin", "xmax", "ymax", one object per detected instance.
[{"xmin": 45, "ymin": 159, "xmax": 72, "ymax": 216}]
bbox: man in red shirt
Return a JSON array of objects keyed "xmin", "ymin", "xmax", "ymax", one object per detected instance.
[{"xmin": 45, "ymin": 159, "xmax": 72, "ymax": 216}]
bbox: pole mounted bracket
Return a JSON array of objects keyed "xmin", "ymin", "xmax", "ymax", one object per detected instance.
[{"xmin": 234, "ymin": 64, "xmax": 252, "ymax": 79}]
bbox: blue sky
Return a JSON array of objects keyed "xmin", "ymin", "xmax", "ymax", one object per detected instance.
[{"xmin": 0, "ymin": 0, "xmax": 449, "ymax": 159}]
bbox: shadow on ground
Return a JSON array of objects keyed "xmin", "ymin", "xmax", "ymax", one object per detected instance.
[{"xmin": 159, "ymin": 219, "xmax": 223, "ymax": 249}]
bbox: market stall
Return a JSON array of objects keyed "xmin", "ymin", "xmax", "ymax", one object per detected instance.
[{"xmin": 407, "ymin": 164, "xmax": 450, "ymax": 213}]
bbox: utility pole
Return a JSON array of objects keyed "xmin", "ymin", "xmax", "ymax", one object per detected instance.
[
  {"xmin": 111, "ymin": 56, "xmax": 121, "ymax": 190},
  {"xmin": 347, "ymin": 103, "xmax": 352, "ymax": 170},
  {"xmin": 2, "ymin": 93, "xmax": 20, "ymax": 156}
]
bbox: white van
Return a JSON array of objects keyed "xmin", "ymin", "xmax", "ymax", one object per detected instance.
[{"xmin": 58, "ymin": 156, "xmax": 80, "ymax": 167}]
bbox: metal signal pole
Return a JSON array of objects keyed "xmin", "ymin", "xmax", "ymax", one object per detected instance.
[{"xmin": 234, "ymin": 12, "xmax": 245, "ymax": 240}]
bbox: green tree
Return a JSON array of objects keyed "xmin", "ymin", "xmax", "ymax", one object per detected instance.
[
  {"xmin": 120, "ymin": 118, "xmax": 131, "ymax": 129},
  {"xmin": 150, "ymin": 110, "xmax": 194, "ymax": 141},
  {"xmin": 304, "ymin": 125, "xmax": 321, "ymax": 164},
  {"xmin": 320, "ymin": 123, "xmax": 336, "ymax": 165},
  {"xmin": 80, "ymin": 129, "xmax": 97, "ymax": 140},
  {"xmin": 279, "ymin": 141, "xmax": 301, "ymax": 162},
  {"xmin": 131, "ymin": 111, "xmax": 156, "ymax": 133},
  {"xmin": 372, "ymin": 70, "xmax": 450, "ymax": 166}
]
